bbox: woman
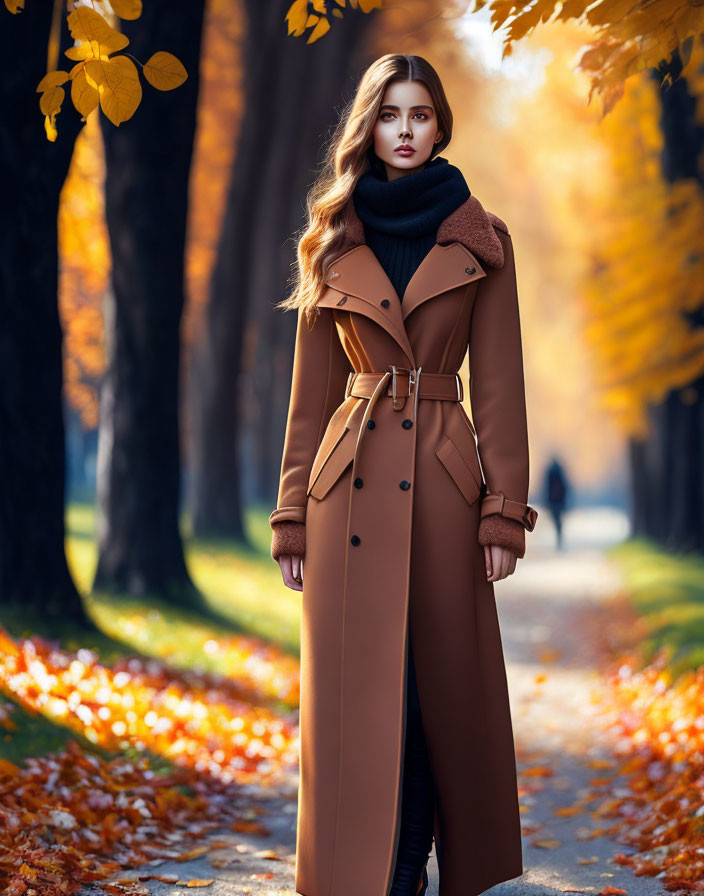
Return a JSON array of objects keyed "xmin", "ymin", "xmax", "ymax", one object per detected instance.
[{"xmin": 269, "ymin": 54, "xmax": 538, "ymax": 896}]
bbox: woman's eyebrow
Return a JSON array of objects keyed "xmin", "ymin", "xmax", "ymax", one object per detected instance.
[{"xmin": 380, "ymin": 104, "xmax": 434, "ymax": 111}]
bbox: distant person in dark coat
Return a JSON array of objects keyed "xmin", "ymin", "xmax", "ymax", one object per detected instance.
[{"xmin": 544, "ymin": 457, "xmax": 569, "ymax": 549}]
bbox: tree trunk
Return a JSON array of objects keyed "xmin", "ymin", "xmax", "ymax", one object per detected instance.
[
  {"xmin": 189, "ymin": 0, "xmax": 375, "ymax": 537},
  {"xmin": 94, "ymin": 0, "xmax": 207, "ymax": 606},
  {"xmin": 0, "ymin": 2, "xmax": 91, "ymax": 626}
]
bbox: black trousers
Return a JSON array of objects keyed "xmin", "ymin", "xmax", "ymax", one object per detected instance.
[{"xmin": 388, "ymin": 633, "xmax": 435, "ymax": 896}]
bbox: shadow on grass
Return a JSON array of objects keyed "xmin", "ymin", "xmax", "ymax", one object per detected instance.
[{"xmin": 66, "ymin": 501, "xmax": 302, "ymax": 658}]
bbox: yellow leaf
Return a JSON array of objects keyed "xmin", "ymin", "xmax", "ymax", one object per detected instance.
[
  {"xmin": 535, "ymin": 839, "xmax": 562, "ymax": 848},
  {"xmin": 307, "ymin": 15, "xmax": 330, "ymax": 42},
  {"xmin": 0, "ymin": 758, "xmax": 20, "ymax": 777},
  {"xmin": 84, "ymin": 58, "xmax": 108, "ymax": 90},
  {"xmin": 18, "ymin": 863, "xmax": 37, "ymax": 881},
  {"xmin": 186, "ymin": 882, "xmax": 215, "ymax": 888},
  {"xmin": 253, "ymin": 848, "xmax": 281, "ymax": 859},
  {"xmin": 44, "ymin": 115, "xmax": 58, "ymax": 142},
  {"xmin": 37, "ymin": 70, "xmax": 69, "ymax": 92},
  {"xmin": 4, "ymin": 0, "xmax": 24, "ymax": 12},
  {"xmin": 109, "ymin": 0, "xmax": 143, "ymax": 19},
  {"xmin": 67, "ymin": 6, "xmax": 130, "ymax": 56},
  {"xmin": 286, "ymin": 0, "xmax": 309, "ymax": 35},
  {"xmin": 65, "ymin": 44, "xmax": 98, "ymax": 62},
  {"xmin": 68, "ymin": 60, "xmax": 86, "ymax": 79},
  {"xmin": 71, "ymin": 68, "xmax": 100, "ymax": 120},
  {"xmin": 40, "ymin": 84, "xmax": 65, "ymax": 117},
  {"xmin": 175, "ymin": 846, "xmax": 210, "ymax": 861},
  {"xmin": 142, "ymin": 51, "xmax": 188, "ymax": 91},
  {"xmin": 87, "ymin": 55, "xmax": 141, "ymax": 126}
]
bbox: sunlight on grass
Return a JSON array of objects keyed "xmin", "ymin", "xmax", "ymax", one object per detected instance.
[
  {"xmin": 608, "ymin": 537, "xmax": 704, "ymax": 679},
  {"xmin": 64, "ymin": 501, "xmax": 303, "ymax": 691}
]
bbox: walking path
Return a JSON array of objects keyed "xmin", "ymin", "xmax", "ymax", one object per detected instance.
[
  {"xmin": 492, "ymin": 507, "xmax": 663, "ymax": 896},
  {"xmin": 89, "ymin": 508, "xmax": 665, "ymax": 896}
]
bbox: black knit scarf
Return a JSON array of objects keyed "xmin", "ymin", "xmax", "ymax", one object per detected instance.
[
  {"xmin": 352, "ymin": 154, "xmax": 470, "ymax": 300},
  {"xmin": 354, "ymin": 154, "xmax": 470, "ymax": 238}
]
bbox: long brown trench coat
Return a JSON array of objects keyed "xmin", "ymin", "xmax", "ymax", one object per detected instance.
[{"xmin": 269, "ymin": 193, "xmax": 538, "ymax": 896}]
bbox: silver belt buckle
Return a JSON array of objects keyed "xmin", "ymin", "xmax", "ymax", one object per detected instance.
[{"xmin": 387, "ymin": 365, "xmax": 415, "ymax": 402}]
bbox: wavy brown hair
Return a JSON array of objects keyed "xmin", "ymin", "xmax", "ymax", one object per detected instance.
[{"xmin": 276, "ymin": 53, "xmax": 454, "ymax": 322}]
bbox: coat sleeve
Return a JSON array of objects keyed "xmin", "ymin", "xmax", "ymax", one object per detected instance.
[
  {"xmin": 270, "ymin": 304, "xmax": 351, "ymax": 560},
  {"xmin": 468, "ymin": 226, "xmax": 538, "ymax": 559}
]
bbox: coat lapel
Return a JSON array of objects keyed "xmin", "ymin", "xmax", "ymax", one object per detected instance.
[
  {"xmin": 400, "ymin": 242, "xmax": 486, "ymax": 321},
  {"xmin": 319, "ymin": 244, "xmax": 416, "ymax": 365},
  {"xmin": 319, "ymin": 193, "xmax": 508, "ymax": 363}
]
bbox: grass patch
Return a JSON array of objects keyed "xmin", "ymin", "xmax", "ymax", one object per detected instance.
[
  {"xmin": 0, "ymin": 500, "xmax": 302, "ymax": 762},
  {"xmin": 64, "ymin": 500, "xmax": 302, "ymax": 661},
  {"xmin": 607, "ymin": 536, "xmax": 704, "ymax": 680}
]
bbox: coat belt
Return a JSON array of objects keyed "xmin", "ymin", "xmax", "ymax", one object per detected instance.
[{"xmin": 344, "ymin": 366, "xmax": 463, "ymax": 489}]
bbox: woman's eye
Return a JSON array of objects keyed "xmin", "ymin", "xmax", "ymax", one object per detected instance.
[{"xmin": 380, "ymin": 111, "xmax": 428, "ymax": 121}]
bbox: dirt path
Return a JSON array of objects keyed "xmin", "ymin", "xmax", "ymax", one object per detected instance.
[
  {"xmin": 90, "ymin": 509, "xmax": 665, "ymax": 896},
  {"xmin": 488, "ymin": 508, "xmax": 664, "ymax": 896}
]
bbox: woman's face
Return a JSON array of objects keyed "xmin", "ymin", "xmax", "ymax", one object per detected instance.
[{"xmin": 371, "ymin": 79, "xmax": 443, "ymax": 181}]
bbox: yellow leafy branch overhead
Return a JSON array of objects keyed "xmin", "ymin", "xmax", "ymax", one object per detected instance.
[
  {"xmin": 282, "ymin": 0, "xmax": 704, "ymax": 112},
  {"xmin": 285, "ymin": 0, "xmax": 382, "ymax": 43},
  {"xmin": 6, "ymin": 1, "xmax": 187, "ymax": 140},
  {"xmin": 480, "ymin": 0, "xmax": 704, "ymax": 114}
]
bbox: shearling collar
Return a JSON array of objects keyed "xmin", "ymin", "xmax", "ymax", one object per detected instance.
[{"xmin": 341, "ymin": 193, "xmax": 507, "ymax": 269}]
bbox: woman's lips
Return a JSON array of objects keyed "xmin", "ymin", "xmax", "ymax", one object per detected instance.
[{"xmin": 395, "ymin": 147, "xmax": 415, "ymax": 156}]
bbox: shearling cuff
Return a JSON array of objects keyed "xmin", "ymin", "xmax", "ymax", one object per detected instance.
[
  {"xmin": 478, "ymin": 513, "xmax": 526, "ymax": 559},
  {"xmin": 271, "ymin": 521, "xmax": 306, "ymax": 561}
]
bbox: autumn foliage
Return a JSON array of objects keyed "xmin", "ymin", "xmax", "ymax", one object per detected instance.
[
  {"xmin": 587, "ymin": 655, "xmax": 704, "ymax": 890},
  {"xmin": 0, "ymin": 624, "xmax": 299, "ymax": 894},
  {"xmin": 0, "ymin": 627, "xmax": 299, "ymax": 782},
  {"xmin": 5, "ymin": 1, "xmax": 187, "ymax": 140},
  {"xmin": 0, "ymin": 740, "xmax": 244, "ymax": 895},
  {"xmin": 284, "ymin": 0, "xmax": 703, "ymax": 114}
]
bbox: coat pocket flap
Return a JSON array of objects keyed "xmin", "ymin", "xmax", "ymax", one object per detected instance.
[
  {"xmin": 307, "ymin": 426, "xmax": 355, "ymax": 500},
  {"xmin": 435, "ymin": 435, "xmax": 482, "ymax": 506},
  {"xmin": 306, "ymin": 398, "xmax": 363, "ymax": 500}
]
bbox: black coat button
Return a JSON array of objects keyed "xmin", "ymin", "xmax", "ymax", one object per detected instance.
[
  {"xmin": 367, "ymin": 419, "xmax": 375, "ymax": 429},
  {"xmin": 351, "ymin": 534, "xmax": 361, "ymax": 545},
  {"xmin": 336, "ymin": 295, "xmax": 348, "ymax": 305},
  {"xmin": 399, "ymin": 480, "xmax": 411, "ymax": 490},
  {"xmin": 465, "ymin": 266, "xmax": 476, "ymax": 275},
  {"xmin": 380, "ymin": 298, "xmax": 390, "ymax": 308},
  {"xmin": 402, "ymin": 419, "xmax": 413, "ymax": 429},
  {"xmin": 354, "ymin": 477, "xmax": 363, "ymax": 488}
]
